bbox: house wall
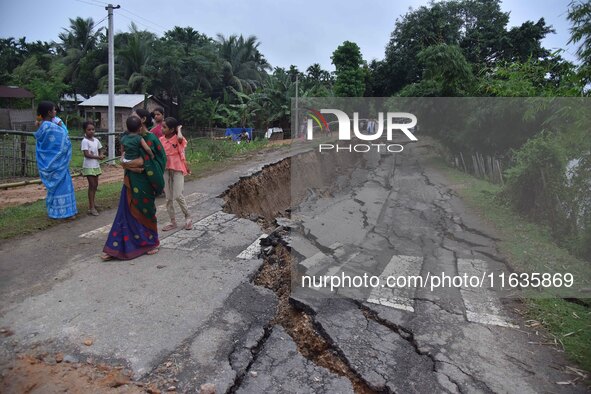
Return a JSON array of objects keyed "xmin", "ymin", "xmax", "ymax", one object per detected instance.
[
  {"xmin": 0, "ymin": 109, "xmax": 10, "ymax": 129},
  {"xmin": 9, "ymin": 109, "xmax": 34, "ymax": 124},
  {"xmin": 134, "ymin": 99, "xmax": 161, "ymax": 114},
  {"xmin": 9, "ymin": 109, "xmax": 35, "ymax": 130},
  {"xmin": 82, "ymin": 98, "xmax": 163, "ymax": 131}
]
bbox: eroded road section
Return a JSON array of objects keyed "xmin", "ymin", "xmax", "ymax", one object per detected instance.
[{"xmin": 0, "ymin": 142, "xmax": 585, "ymax": 393}]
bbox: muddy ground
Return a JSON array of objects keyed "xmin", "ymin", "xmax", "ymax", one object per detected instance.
[{"xmin": 1, "ymin": 354, "xmax": 146, "ymax": 394}]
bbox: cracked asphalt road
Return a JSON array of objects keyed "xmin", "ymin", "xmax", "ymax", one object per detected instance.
[
  {"xmin": 289, "ymin": 141, "xmax": 586, "ymax": 393},
  {"xmin": 0, "ymin": 141, "xmax": 585, "ymax": 393}
]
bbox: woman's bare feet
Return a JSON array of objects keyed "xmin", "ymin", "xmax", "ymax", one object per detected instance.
[
  {"xmin": 184, "ymin": 218, "xmax": 193, "ymax": 230},
  {"xmin": 100, "ymin": 253, "xmax": 113, "ymax": 261},
  {"xmin": 146, "ymin": 248, "xmax": 159, "ymax": 255},
  {"xmin": 162, "ymin": 222, "xmax": 177, "ymax": 231}
]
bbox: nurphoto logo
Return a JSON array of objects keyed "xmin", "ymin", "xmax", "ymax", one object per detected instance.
[{"xmin": 306, "ymin": 109, "xmax": 418, "ymax": 153}]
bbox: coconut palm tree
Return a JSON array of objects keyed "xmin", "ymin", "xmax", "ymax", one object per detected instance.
[
  {"xmin": 164, "ymin": 27, "xmax": 211, "ymax": 55},
  {"xmin": 94, "ymin": 23, "xmax": 155, "ymax": 94},
  {"xmin": 216, "ymin": 34, "xmax": 271, "ymax": 96},
  {"xmin": 116, "ymin": 23, "xmax": 156, "ymax": 94},
  {"xmin": 59, "ymin": 17, "xmax": 104, "ymax": 101}
]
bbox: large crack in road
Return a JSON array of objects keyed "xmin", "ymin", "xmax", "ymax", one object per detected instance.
[
  {"xmin": 0, "ymin": 140, "xmax": 585, "ymax": 393},
  {"xmin": 221, "ymin": 142, "xmax": 587, "ymax": 393}
]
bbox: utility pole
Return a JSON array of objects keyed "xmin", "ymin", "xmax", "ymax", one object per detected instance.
[
  {"xmin": 295, "ymin": 74, "xmax": 299, "ymax": 139},
  {"xmin": 106, "ymin": 4, "xmax": 120, "ymax": 160}
]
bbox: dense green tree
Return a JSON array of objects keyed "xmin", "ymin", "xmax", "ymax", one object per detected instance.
[
  {"xmin": 382, "ymin": 2, "xmax": 463, "ymax": 94},
  {"xmin": 567, "ymin": 0, "xmax": 591, "ymax": 83},
  {"xmin": 457, "ymin": 0, "xmax": 509, "ymax": 66},
  {"xmin": 181, "ymin": 91, "xmax": 226, "ymax": 128},
  {"xmin": 0, "ymin": 37, "xmax": 55, "ymax": 85},
  {"xmin": 379, "ymin": 0, "xmax": 554, "ymax": 95},
  {"xmin": 146, "ymin": 27, "xmax": 221, "ymax": 117},
  {"xmin": 0, "ymin": 38, "xmax": 25, "ymax": 84},
  {"xmin": 331, "ymin": 41, "xmax": 365, "ymax": 97},
  {"xmin": 302, "ymin": 63, "xmax": 333, "ymax": 95},
  {"xmin": 259, "ymin": 67, "xmax": 298, "ymax": 129},
  {"xmin": 477, "ymin": 57, "xmax": 580, "ymax": 97},
  {"xmin": 501, "ymin": 19, "xmax": 554, "ymax": 63},
  {"xmin": 399, "ymin": 44, "xmax": 473, "ymax": 97},
  {"xmin": 11, "ymin": 56, "xmax": 67, "ymax": 103},
  {"xmin": 10, "ymin": 56, "xmax": 45, "ymax": 86},
  {"xmin": 306, "ymin": 63, "xmax": 322, "ymax": 82},
  {"xmin": 364, "ymin": 59, "xmax": 388, "ymax": 97}
]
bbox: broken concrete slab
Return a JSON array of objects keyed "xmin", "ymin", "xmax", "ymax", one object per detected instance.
[
  {"xmin": 236, "ymin": 326, "xmax": 354, "ymax": 394},
  {"xmin": 310, "ymin": 298, "xmax": 441, "ymax": 393},
  {"xmin": 164, "ymin": 282, "xmax": 280, "ymax": 393}
]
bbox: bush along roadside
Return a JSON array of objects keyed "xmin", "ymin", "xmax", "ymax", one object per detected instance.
[{"xmin": 503, "ymin": 132, "xmax": 591, "ymax": 261}]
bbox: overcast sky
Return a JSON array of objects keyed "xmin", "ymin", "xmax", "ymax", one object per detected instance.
[{"xmin": 0, "ymin": 0, "xmax": 578, "ymax": 71}]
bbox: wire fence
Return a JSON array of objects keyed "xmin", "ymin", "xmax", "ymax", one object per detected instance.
[
  {"xmin": 0, "ymin": 129, "xmax": 120, "ymax": 181},
  {"xmin": 452, "ymin": 152, "xmax": 508, "ymax": 185},
  {"xmin": 0, "ymin": 132, "xmax": 38, "ymax": 179},
  {"xmin": 0, "ymin": 126, "xmax": 289, "ymax": 182}
]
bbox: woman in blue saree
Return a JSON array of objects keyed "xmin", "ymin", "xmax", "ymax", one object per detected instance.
[
  {"xmin": 101, "ymin": 115, "xmax": 166, "ymax": 260},
  {"xmin": 34, "ymin": 101, "xmax": 77, "ymax": 219}
]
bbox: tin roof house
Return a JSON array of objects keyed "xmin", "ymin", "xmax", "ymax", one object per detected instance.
[
  {"xmin": 0, "ymin": 86, "xmax": 35, "ymax": 130},
  {"xmin": 78, "ymin": 94, "xmax": 164, "ymax": 130}
]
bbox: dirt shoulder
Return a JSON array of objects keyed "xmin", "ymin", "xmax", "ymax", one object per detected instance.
[{"xmin": 0, "ymin": 165, "xmax": 124, "ymax": 210}]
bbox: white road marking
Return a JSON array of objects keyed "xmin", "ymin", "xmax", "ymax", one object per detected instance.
[
  {"xmin": 301, "ymin": 251, "xmax": 330, "ymax": 271},
  {"xmin": 236, "ymin": 234, "xmax": 268, "ymax": 259},
  {"xmin": 299, "ymin": 242, "xmax": 348, "ymax": 278},
  {"xmin": 79, "ymin": 192, "xmax": 210, "ymax": 239},
  {"xmin": 458, "ymin": 258, "xmax": 518, "ymax": 328},
  {"xmin": 79, "ymin": 224, "xmax": 111, "ymax": 239},
  {"xmin": 194, "ymin": 211, "xmax": 236, "ymax": 228},
  {"xmin": 366, "ymin": 255, "xmax": 423, "ymax": 312}
]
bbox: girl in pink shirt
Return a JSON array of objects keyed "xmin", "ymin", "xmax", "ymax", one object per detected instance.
[{"xmin": 159, "ymin": 117, "xmax": 192, "ymax": 231}]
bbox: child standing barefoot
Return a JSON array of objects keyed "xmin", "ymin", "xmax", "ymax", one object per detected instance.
[
  {"xmin": 159, "ymin": 117, "xmax": 192, "ymax": 231},
  {"xmin": 81, "ymin": 121, "xmax": 105, "ymax": 216}
]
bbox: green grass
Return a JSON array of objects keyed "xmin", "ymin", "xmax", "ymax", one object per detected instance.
[
  {"xmin": 184, "ymin": 137, "xmax": 269, "ymax": 163},
  {"xmin": 0, "ymin": 182, "xmax": 123, "ymax": 239},
  {"xmin": 430, "ymin": 155, "xmax": 591, "ymax": 372},
  {"xmin": 0, "ymin": 137, "xmax": 275, "ymax": 240},
  {"xmin": 525, "ymin": 298, "xmax": 591, "ymax": 371},
  {"xmin": 70, "ymin": 148, "xmax": 85, "ymax": 169}
]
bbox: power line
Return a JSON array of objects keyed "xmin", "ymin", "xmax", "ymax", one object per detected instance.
[
  {"xmin": 94, "ymin": 15, "xmax": 108, "ymax": 28},
  {"xmin": 118, "ymin": 7, "xmax": 168, "ymax": 33},
  {"xmin": 117, "ymin": 12, "xmax": 165, "ymax": 35},
  {"xmin": 75, "ymin": 0, "xmax": 105, "ymax": 8}
]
